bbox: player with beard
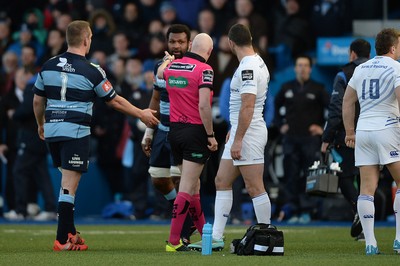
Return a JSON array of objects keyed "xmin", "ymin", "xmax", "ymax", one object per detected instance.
[{"xmin": 141, "ymin": 24, "xmax": 194, "ymax": 245}]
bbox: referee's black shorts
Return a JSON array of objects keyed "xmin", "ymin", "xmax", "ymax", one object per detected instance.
[{"xmin": 168, "ymin": 122, "xmax": 210, "ymax": 165}]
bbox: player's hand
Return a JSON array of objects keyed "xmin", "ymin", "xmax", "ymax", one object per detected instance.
[
  {"xmin": 225, "ymin": 130, "xmax": 230, "ymax": 143},
  {"xmin": 140, "ymin": 109, "xmax": 159, "ymax": 127},
  {"xmin": 37, "ymin": 125, "xmax": 45, "ymax": 140},
  {"xmin": 231, "ymin": 140, "xmax": 242, "ymax": 161},
  {"xmin": 309, "ymin": 124, "xmax": 323, "ymax": 136},
  {"xmin": 321, "ymin": 142, "xmax": 329, "ymax": 153},
  {"xmin": 141, "ymin": 128, "xmax": 154, "ymax": 157},
  {"xmin": 345, "ymin": 134, "xmax": 355, "ymax": 148},
  {"xmin": 163, "ymin": 51, "xmax": 175, "ymax": 63},
  {"xmin": 207, "ymin": 137, "xmax": 218, "ymax": 152}
]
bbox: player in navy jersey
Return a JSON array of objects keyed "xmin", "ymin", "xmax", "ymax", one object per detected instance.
[
  {"xmin": 141, "ymin": 25, "xmax": 195, "ymax": 243},
  {"xmin": 343, "ymin": 28, "xmax": 400, "ymax": 255},
  {"xmin": 32, "ymin": 20, "xmax": 159, "ymax": 251}
]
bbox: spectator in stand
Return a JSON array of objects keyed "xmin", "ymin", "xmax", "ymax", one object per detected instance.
[
  {"xmin": 14, "ymin": 8, "xmax": 48, "ymax": 45},
  {"xmin": 310, "ymin": 0, "xmax": 353, "ymax": 43},
  {"xmin": 137, "ymin": 0, "xmax": 161, "ymax": 25},
  {"xmin": 207, "ymin": 34, "xmax": 238, "ymax": 96},
  {"xmin": 7, "ymin": 23, "xmax": 45, "ymax": 67},
  {"xmin": 117, "ymin": 2, "xmax": 146, "ymax": 51},
  {"xmin": 230, "ymin": 0, "xmax": 269, "ymax": 53},
  {"xmin": 206, "ymin": 0, "xmax": 235, "ymax": 38},
  {"xmin": 9, "ymin": 67, "xmax": 57, "ymax": 221},
  {"xmin": 159, "ymin": 1, "xmax": 182, "ymax": 27},
  {"xmin": 21, "ymin": 44, "xmax": 40, "ymax": 73},
  {"xmin": 106, "ymin": 31, "xmax": 137, "ymax": 70},
  {"xmin": 270, "ymin": 0, "xmax": 313, "ymax": 59},
  {"xmin": 0, "ymin": 18, "xmax": 12, "ymax": 59},
  {"xmin": 171, "ymin": 0, "xmax": 205, "ymax": 29},
  {"xmin": 88, "ymin": 9, "xmax": 116, "ymax": 56},
  {"xmin": 148, "ymin": 19, "xmax": 165, "ymax": 36},
  {"xmin": 197, "ymin": 9, "xmax": 218, "ymax": 46},
  {"xmin": 125, "ymin": 57, "xmax": 145, "ymax": 91},
  {"xmin": 53, "ymin": 13, "xmax": 73, "ymax": 33},
  {"xmin": 138, "ymin": 32, "xmax": 165, "ymax": 61},
  {"xmin": 42, "ymin": 29, "xmax": 67, "ymax": 63},
  {"xmin": 124, "ymin": 63, "xmax": 154, "ymax": 220},
  {"xmin": 0, "ymin": 51, "xmax": 18, "ymax": 98}
]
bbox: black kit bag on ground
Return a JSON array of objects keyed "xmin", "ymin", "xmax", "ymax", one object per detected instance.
[{"xmin": 230, "ymin": 223, "xmax": 284, "ymax": 256}]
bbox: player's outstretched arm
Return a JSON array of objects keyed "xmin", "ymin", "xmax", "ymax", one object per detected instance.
[{"xmin": 107, "ymin": 95, "xmax": 159, "ymax": 127}]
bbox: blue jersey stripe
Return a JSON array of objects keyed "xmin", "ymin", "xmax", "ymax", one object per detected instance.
[{"xmin": 44, "ymin": 121, "xmax": 90, "ymax": 139}]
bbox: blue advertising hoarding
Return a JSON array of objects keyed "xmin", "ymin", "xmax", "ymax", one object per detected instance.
[{"xmin": 317, "ymin": 37, "xmax": 376, "ymax": 66}]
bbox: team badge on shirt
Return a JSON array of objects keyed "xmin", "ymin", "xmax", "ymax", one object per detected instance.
[
  {"xmin": 202, "ymin": 70, "xmax": 214, "ymax": 83},
  {"xmin": 102, "ymin": 80, "xmax": 113, "ymax": 92},
  {"xmin": 241, "ymin": 70, "xmax": 254, "ymax": 81}
]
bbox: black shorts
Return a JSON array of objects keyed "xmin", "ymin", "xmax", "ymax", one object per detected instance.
[
  {"xmin": 168, "ymin": 123, "xmax": 210, "ymax": 165},
  {"xmin": 149, "ymin": 128, "xmax": 175, "ymax": 168},
  {"xmin": 47, "ymin": 136, "xmax": 90, "ymax": 173}
]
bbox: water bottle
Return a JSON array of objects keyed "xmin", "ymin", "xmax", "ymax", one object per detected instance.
[
  {"xmin": 202, "ymin": 223, "xmax": 213, "ymax": 255},
  {"xmin": 331, "ymin": 148, "xmax": 343, "ymax": 163}
]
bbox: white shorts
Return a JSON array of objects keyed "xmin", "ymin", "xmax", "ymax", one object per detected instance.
[
  {"xmin": 355, "ymin": 127, "xmax": 400, "ymax": 166},
  {"xmin": 221, "ymin": 124, "xmax": 267, "ymax": 166}
]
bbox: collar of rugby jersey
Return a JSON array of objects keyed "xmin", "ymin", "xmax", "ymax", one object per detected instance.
[{"xmin": 183, "ymin": 51, "xmax": 206, "ymax": 63}]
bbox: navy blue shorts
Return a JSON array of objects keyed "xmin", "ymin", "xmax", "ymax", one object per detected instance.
[
  {"xmin": 149, "ymin": 128, "xmax": 175, "ymax": 168},
  {"xmin": 47, "ymin": 136, "xmax": 90, "ymax": 172},
  {"xmin": 168, "ymin": 123, "xmax": 210, "ymax": 165}
]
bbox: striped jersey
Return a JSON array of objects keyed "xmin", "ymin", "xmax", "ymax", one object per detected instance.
[
  {"xmin": 348, "ymin": 56, "xmax": 400, "ymax": 130},
  {"xmin": 33, "ymin": 52, "xmax": 116, "ymax": 141},
  {"xmin": 153, "ymin": 61, "xmax": 171, "ymax": 130}
]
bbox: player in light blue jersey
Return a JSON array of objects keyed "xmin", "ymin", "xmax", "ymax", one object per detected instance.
[
  {"xmin": 343, "ymin": 28, "xmax": 400, "ymax": 255},
  {"xmin": 32, "ymin": 20, "xmax": 159, "ymax": 251}
]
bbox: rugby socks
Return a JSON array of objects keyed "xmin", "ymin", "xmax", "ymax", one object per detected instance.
[
  {"xmin": 56, "ymin": 193, "xmax": 76, "ymax": 244},
  {"xmin": 188, "ymin": 194, "xmax": 205, "ymax": 235},
  {"xmin": 169, "ymin": 192, "xmax": 191, "ymax": 245},
  {"xmin": 252, "ymin": 192, "xmax": 271, "ymax": 224},
  {"xmin": 212, "ymin": 190, "xmax": 233, "ymax": 240},
  {"xmin": 394, "ymin": 189, "xmax": 400, "ymax": 241},
  {"xmin": 358, "ymin": 195, "xmax": 377, "ymax": 247}
]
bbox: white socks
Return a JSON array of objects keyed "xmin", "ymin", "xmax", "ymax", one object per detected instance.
[
  {"xmin": 394, "ymin": 189, "xmax": 400, "ymax": 241},
  {"xmin": 358, "ymin": 194, "xmax": 377, "ymax": 247},
  {"xmin": 212, "ymin": 190, "xmax": 233, "ymax": 240},
  {"xmin": 252, "ymin": 192, "xmax": 271, "ymax": 224}
]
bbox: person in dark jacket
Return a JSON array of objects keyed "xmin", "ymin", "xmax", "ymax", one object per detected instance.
[
  {"xmin": 11, "ymin": 68, "xmax": 57, "ymax": 220},
  {"xmin": 321, "ymin": 38, "xmax": 371, "ymax": 240},
  {"xmin": 274, "ymin": 55, "xmax": 330, "ymax": 223}
]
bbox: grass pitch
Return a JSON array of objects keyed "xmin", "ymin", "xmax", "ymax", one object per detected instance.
[{"xmin": 0, "ymin": 224, "xmax": 398, "ymax": 265}]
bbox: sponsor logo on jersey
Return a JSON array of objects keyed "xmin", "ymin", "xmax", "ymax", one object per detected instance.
[
  {"xmin": 169, "ymin": 63, "xmax": 196, "ymax": 71},
  {"xmin": 57, "ymin": 57, "xmax": 75, "ymax": 72},
  {"xmin": 202, "ymin": 69, "xmax": 213, "ymax": 83},
  {"xmin": 102, "ymin": 80, "xmax": 113, "ymax": 92},
  {"xmin": 241, "ymin": 69, "xmax": 254, "ymax": 81},
  {"xmin": 168, "ymin": 76, "xmax": 188, "ymax": 88},
  {"xmin": 390, "ymin": 150, "xmax": 399, "ymax": 157},
  {"xmin": 69, "ymin": 154, "xmax": 84, "ymax": 167}
]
